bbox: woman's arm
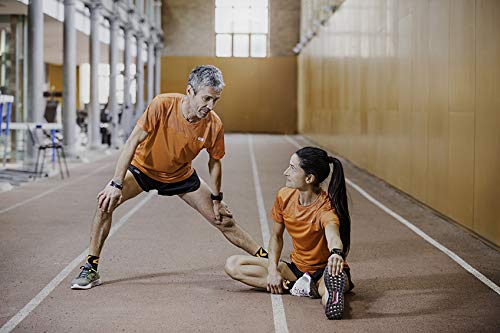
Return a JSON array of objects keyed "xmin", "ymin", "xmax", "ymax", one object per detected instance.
[
  {"xmin": 267, "ymin": 221, "xmax": 286, "ymax": 294},
  {"xmin": 324, "ymin": 223, "xmax": 345, "ymax": 276}
]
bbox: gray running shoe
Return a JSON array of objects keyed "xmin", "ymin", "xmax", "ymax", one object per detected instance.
[
  {"xmin": 70, "ymin": 263, "xmax": 101, "ymax": 290},
  {"xmin": 323, "ymin": 270, "xmax": 346, "ymax": 320}
]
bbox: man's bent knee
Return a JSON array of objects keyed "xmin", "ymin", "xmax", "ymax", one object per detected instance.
[{"xmin": 94, "ymin": 205, "xmax": 112, "ymax": 223}]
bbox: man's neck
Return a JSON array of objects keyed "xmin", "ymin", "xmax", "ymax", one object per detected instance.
[{"xmin": 181, "ymin": 96, "xmax": 201, "ymax": 123}]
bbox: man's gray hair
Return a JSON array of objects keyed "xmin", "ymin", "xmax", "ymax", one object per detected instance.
[{"xmin": 188, "ymin": 65, "xmax": 225, "ymax": 94}]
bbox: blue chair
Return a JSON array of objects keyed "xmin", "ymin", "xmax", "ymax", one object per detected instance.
[{"xmin": 29, "ymin": 125, "xmax": 70, "ymax": 180}]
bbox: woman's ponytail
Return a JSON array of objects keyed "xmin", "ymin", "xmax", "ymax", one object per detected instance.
[{"xmin": 328, "ymin": 157, "xmax": 351, "ymax": 256}]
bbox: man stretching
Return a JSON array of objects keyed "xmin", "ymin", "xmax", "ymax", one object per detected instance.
[{"xmin": 71, "ymin": 65, "xmax": 267, "ymax": 289}]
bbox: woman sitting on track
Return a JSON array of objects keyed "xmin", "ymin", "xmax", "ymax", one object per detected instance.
[{"xmin": 224, "ymin": 146, "xmax": 353, "ymax": 320}]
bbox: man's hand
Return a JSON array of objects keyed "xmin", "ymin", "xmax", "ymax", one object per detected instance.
[
  {"xmin": 267, "ymin": 270, "xmax": 284, "ymax": 294},
  {"xmin": 97, "ymin": 184, "xmax": 122, "ymax": 213},
  {"xmin": 327, "ymin": 253, "xmax": 344, "ymax": 276},
  {"xmin": 212, "ymin": 200, "xmax": 233, "ymax": 224}
]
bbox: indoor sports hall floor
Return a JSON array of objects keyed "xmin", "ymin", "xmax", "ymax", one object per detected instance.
[{"xmin": 1, "ymin": 134, "xmax": 499, "ymax": 332}]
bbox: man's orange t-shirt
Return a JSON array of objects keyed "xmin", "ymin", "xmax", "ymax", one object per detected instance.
[
  {"xmin": 131, "ymin": 93, "xmax": 225, "ymax": 183},
  {"xmin": 270, "ymin": 187, "xmax": 348, "ymax": 273}
]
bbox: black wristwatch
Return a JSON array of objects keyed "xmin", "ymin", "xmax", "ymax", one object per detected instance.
[
  {"xmin": 210, "ymin": 192, "xmax": 223, "ymax": 201},
  {"xmin": 109, "ymin": 180, "xmax": 123, "ymax": 190},
  {"xmin": 330, "ymin": 248, "xmax": 345, "ymax": 260}
]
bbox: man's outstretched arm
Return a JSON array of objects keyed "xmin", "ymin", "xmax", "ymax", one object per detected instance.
[
  {"xmin": 98, "ymin": 126, "xmax": 148, "ymax": 212},
  {"xmin": 208, "ymin": 156, "xmax": 229, "ymax": 222}
]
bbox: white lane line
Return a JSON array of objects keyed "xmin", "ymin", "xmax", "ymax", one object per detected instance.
[
  {"xmin": 0, "ymin": 192, "xmax": 155, "ymax": 333},
  {"xmin": 248, "ymin": 135, "xmax": 289, "ymax": 333},
  {"xmin": 285, "ymin": 135, "xmax": 500, "ymax": 296},
  {"xmin": 0, "ymin": 162, "xmax": 113, "ymax": 215}
]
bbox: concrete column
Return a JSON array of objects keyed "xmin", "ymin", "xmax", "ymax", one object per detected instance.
[
  {"xmin": 27, "ymin": 0, "xmax": 44, "ymax": 124},
  {"xmin": 146, "ymin": 39, "xmax": 154, "ymax": 103},
  {"xmin": 154, "ymin": 43, "xmax": 162, "ymax": 96},
  {"xmin": 26, "ymin": 0, "xmax": 44, "ymax": 164},
  {"xmin": 122, "ymin": 25, "xmax": 132, "ymax": 134},
  {"xmin": 155, "ymin": 1, "xmax": 161, "ymax": 29},
  {"xmin": 108, "ymin": 13, "xmax": 120, "ymax": 148},
  {"xmin": 135, "ymin": 34, "xmax": 144, "ymax": 121},
  {"xmin": 146, "ymin": 0, "xmax": 153, "ymax": 22},
  {"xmin": 136, "ymin": 0, "xmax": 144, "ymax": 17},
  {"xmin": 88, "ymin": 1, "xmax": 101, "ymax": 149},
  {"xmin": 63, "ymin": 0, "xmax": 77, "ymax": 156}
]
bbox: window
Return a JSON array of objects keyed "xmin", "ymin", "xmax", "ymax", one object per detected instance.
[
  {"xmin": 79, "ymin": 63, "xmax": 136, "ymax": 106},
  {"xmin": 215, "ymin": 0, "xmax": 268, "ymax": 57}
]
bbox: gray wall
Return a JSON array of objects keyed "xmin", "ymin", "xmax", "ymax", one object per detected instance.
[
  {"xmin": 163, "ymin": 0, "xmax": 215, "ymax": 56},
  {"xmin": 269, "ymin": 0, "xmax": 300, "ymax": 56}
]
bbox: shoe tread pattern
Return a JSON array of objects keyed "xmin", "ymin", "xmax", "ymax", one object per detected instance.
[{"xmin": 324, "ymin": 270, "xmax": 346, "ymax": 320}]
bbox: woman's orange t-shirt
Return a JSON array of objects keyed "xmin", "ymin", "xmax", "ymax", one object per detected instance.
[
  {"xmin": 132, "ymin": 93, "xmax": 225, "ymax": 183},
  {"xmin": 270, "ymin": 187, "xmax": 348, "ymax": 273}
]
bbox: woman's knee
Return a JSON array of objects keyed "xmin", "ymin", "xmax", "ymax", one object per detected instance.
[{"xmin": 224, "ymin": 255, "xmax": 242, "ymax": 279}]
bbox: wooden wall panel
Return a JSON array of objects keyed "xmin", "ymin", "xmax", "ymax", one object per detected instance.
[
  {"xmin": 475, "ymin": 0, "xmax": 500, "ymax": 245},
  {"xmin": 409, "ymin": 0, "xmax": 429, "ymax": 204},
  {"xmin": 298, "ymin": 0, "xmax": 500, "ymax": 245},
  {"xmin": 427, "ymin": 0, "xmax": 450, "ymax": 216},
  {"xmin": 396, "ymin": 13, "xmax": 412, "ymax": 192},
  {"xmin": 160, "ymin": 56, "xmax": 297, "ymax": 134},
  {"xmin": 448, "ymin": 0, "xmax": 475, "ymax": 228}
]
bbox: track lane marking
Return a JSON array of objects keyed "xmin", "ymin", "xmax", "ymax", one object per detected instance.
[
  {"xmin": 0, "ymin": 192, "xmax": 155, "ymax": 333},
  {"xmin": 248, "ymin": 135, "xmax": 289, "ymax": 333}
]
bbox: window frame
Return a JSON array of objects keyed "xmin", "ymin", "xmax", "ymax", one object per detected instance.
[{"xmin": 215, "ymin": 0, "xmax": 269, "ymax": 58}]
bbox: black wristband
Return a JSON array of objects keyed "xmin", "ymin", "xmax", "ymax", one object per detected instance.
[
  {"xmin": 210, "ymin": 192, "xmax": 223, "ymax": 201},
  {"xmin": 330, "ymin": 248, "xmax": 345, "ymax": 259},
  {"xmin": 109, "ymin": 180, "xmax": 123, "ymax": 190}
]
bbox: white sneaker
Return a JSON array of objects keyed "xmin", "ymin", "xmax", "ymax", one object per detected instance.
[{"xmin": 290, "ymin": 272, "xmax": 312, "ymax": 297}]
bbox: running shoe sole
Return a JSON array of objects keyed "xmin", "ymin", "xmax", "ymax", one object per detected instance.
[
  {"xmin": 70, "ymin": 279, "xmax": 102, "ymax": 290},
  {"xmin": 323, "ymin": 270, "xmax": 346, "ymax": 320}
]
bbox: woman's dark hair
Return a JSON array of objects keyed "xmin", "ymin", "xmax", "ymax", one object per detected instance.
[{"xmin": 295, "ymin": 147, "xmax": 351, "ymax": 256}]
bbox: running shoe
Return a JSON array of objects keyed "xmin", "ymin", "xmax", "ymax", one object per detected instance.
[
  {"xmin": 70, "ymin": 263, "xmax": 101, "ymax": 290},
  {"xmin": 323, "ymin": 270, "xmax": 346, "ymax": 320},
  {"xmin": 290, "ymin": 272, "xmax": 320, "ymax": 298}
]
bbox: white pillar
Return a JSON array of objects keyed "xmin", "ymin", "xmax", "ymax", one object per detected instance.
[
  {"xmin": 136, "ymin": 0, "xmax": 144, "ymax": 17},
  {"xmin": 155, "ymin": 0, "xmax": 162, "ymax": 29},
  {"xmin": 154, "ymin": 43, "xmax": 162, "ymax": 96},
  {"xmin": 27, "ymin": 0, "xmax": 44, "ymax": 124},
  {"xmin": 26, "ymin": 0, "xmax": 44, "ymax": 164},
  {"xmin": 88, "ymin": 1, "xmax": 101, "ymax": 149},
  {"xmin": 122, "ymin": 25, "xmax": 132, "ymax": 134},
  {"xmin": 63, "ymin": 0, "xmax": 77, "ymax": 156},
  {"xmin": 146, "ymin": 39, "xmax": 154, "ymax": 103},
  {"xmin": 135, "ymin": 34, "xmax": 144, "ymax": 121},
  {"xmin": 109, "ymin": 13, "xmax": 120, "ymax": 148}
]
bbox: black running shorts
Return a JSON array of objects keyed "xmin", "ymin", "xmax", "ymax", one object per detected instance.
[
  {"xmin": 284, "ymin": 261, "xmax": 353, "ymax": 289},
  {"xmin": 127, "ymin": 164, "xmax": 201, "ymax": 196},
  {"xmin": 284, "ymin": 261, "xmax": 325, "ymax": 282}
]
